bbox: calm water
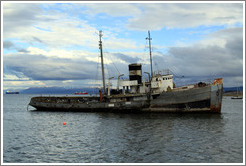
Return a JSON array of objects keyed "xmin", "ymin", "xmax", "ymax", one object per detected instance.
[{"xmin": 3, "ymin": 94, "xmax": 244, "ymax": 163}]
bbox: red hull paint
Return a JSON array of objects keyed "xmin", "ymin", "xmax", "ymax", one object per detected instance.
[{"xmin": 74, "ymin": 92, "xmax": 88, "ymax": 95}]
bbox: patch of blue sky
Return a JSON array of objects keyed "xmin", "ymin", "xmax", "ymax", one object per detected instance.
[
  {"xmin": 3, "ymin": 49, "xmax": 18, "ymax": 55},
  {"xmin": 102, "ymin": 30, "xmax": 152, "ymax": 52},
  {"xmin": 81, "ymin": 13, "xmax": 129, "ymax": 32},
  {"xmin": 109, "ymin": 24, "xmax": 230, "ymax": 55},
  {"xmin": 30, "ymin": 42, "xmax": 47, "ymax": 50},
  {"xmin": 14, "ymin": 39, "xmax": 38, "ymax": 49},
  {"xmin": 4, "ymin": 38, "xmax": 19, "ymax": 43},
  {"xmin": 143, "ymin": 24, "xmax": 229, "ymax": 54},
  {"xmin": 40, "ymin": 3, "xmax": 67, "ymax": 12},
  {"xmin": 159, "ymin": 25, "xmax": 226, "ymax": 44},
  {"xmin": 3, "ymin": 38, "xmax": 28, "ymax": 54},
  {"xmin": 4, "ymin": 38, "xmax": 47, "ymax": 54},
  {"xmin": 41, "ymin": 3, "xmax": 90, "ymax": 22},
  {"xmin": 33, "ymin": 26, "xmax": 53, "ymax": 32},
  {"xmin": 226, "ymin": 22, "xmax": 243, "ymax": 28}
]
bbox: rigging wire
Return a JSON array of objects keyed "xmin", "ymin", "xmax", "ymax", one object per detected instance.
[
  {"xmin": 93, "ymin": 33, "xmax": 121, "ymax": 91},
  {"xmin": 102, "ymin": 42, "xmax": 121, "ymax": 76},
  {"xmin": 151, "ymin": 45, "xmax": 186, "ymax": 78},
  {"xmin": 104, "ymin": 50, "xmax": 121, "ymax": 76},
  {"xmin": 142, "ymin": 39, "xmax": 153, "ymax": 75},
  {"xmin": 93, "ymin": 50, "xmax": 101, "ymax": 94}
]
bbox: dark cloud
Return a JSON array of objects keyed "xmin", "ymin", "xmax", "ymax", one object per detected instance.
[
  {"xmin": 3, "ymin": 52, "xmax": 141, "ymax": 83},
  {"xmin": 3, "ymin": 40, "xmax": 14, "ymax": 49},
  {"xmin": 32, "ymin": 37, "xmax": 44, "ymax": 43},
  {"xmin": 112, "ymin": 53, "xmax": 140, "ymax": 63},
  {"xmin": 3, "ymin": 40, "xmax": 29, "ymax": 53},
  {"xmin": 4, "ymin": 53, "xmax": 99, "ymax": 81},
  {"xmin": 3, "ymin": 65, "xmax": 30, "ymax": 81},
  {"xmin": 3, "ymin": 3, "xmax": 55, "ymax": 37},
  {"xmin": 127, "ymin": 3, "xmax": 243, "ymax": 30},
  {"xmin": 151, "ymin": 27, "xmax": 243, "ymax": 87},
  {"xmin": 3, "ymin": 4, "xmax": 42, "ymax": 33},
  {"xmin": 17, "ymin": 48, "xmax": 29, "ymax": 53}
]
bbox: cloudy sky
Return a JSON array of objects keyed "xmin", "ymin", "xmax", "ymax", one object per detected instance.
[{"xmin": 2, "ymin": 2, "xmax": 244, "ymax": 91}]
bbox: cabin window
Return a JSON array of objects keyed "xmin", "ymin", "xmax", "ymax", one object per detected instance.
[{"xmin": 163, "ymin": 78, "xmax": 165, "ymax": 80}]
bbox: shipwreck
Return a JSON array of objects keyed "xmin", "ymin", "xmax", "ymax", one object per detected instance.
[{"xmin": 29, "ymin": 31, "xmax": 223, "ymax": 113}]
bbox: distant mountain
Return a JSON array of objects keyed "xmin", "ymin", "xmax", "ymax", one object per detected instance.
[
  {"xmin": 223, "ymin": 86, "xmax": 243, "ymax": 92},
  {"xmin": 20, "ymin": 87, "xmax": 98, "ymax": 94},
  {"xmin": 6, "ymin": 86, "xmax": 243, "ymax": 94}
]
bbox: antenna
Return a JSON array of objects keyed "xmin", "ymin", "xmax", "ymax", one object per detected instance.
[{"xmin": 146, "ymin": 30, "xmax": 153, "ymax": 78}]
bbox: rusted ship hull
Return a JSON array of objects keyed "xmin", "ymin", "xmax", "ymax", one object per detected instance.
[
  {"xmin": 29, "ymin": 80, "xmax": 223, "ymax": 113},
  {"xmin": 29, "ymin": 99, "xmax": 149, "ymax": 112},
  {"xmin": 146, "ymin": 83, "xmax": 223, "ymax": 113}
]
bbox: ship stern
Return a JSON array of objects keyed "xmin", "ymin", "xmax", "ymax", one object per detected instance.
[{"xmin": 210, "ymin": 78, "xmax": 223, "ymax": 113}]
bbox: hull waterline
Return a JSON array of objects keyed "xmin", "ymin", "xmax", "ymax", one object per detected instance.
[{"xmin": 29, "ymin": 79, "xmax": 223, "ymax": 113}]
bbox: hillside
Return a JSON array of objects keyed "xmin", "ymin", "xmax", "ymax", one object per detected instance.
[
  {"xmin": 4, "ymin": 86, "xmax": 243, "ymax": 95},
  {"xmin": 223, "ymin": 86, "xmax": 243, "ymax": 96},
  {"xmin": 20, "ymin": 87, "xmax": 97, "ymax": 94}
]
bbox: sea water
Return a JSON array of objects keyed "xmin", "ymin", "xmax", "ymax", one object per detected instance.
[{"xmin": 2, "ymin": 94, "xmax": 244, "ymax": 163}]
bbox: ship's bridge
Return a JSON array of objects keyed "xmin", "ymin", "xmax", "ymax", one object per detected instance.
[{"xmin": 151, "ymin": 74, "xmax": 174, "ymax": 94}]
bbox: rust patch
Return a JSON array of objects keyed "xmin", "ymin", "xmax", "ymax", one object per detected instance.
[
  {"xmin": 99, "ymin": 90, "xmax": 103, "ymax": 102},
  {"xmin": 210, "ymin": 103, "xmax": 222, "ymax": 113},
  {"xmin": 213, "ymin": 78, "xmax": 223, "ymax": 85}
]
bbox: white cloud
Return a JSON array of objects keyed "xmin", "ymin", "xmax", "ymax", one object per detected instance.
[
  {"xmin": 3, "ymin": 3, "xmax": 143, "ymax": 51},
  {"xmin": 3, "ymin": 80, "xmax": 45, "ymax": 90},
  {"xmin": 3, "ymin": 3, "xmax": 43, "ymax": 37},
  {"xmin": 26, "ymin": 47, "xmax": 95, "ymax": 59},
  {"xmin": 3, "ymin": 74, "xmax": 29, "ymax": 81},
  {"xmin": 127, "ymin": 3, "xmax": 243, "ymax": 30},
  {"xmin": 62, "ymin": 80, "xmax": 73, "ymax": 84},
  {"xmin": 153, "ymin": 27, "xmax": 243, "ymax": 87},
  {"xmin": 2, "ymin": 2, "xmax": 244, "ymax": 89},
  {"xmin": 104, "ymin": 37, "xmax": 141, "ymax": 50},
  {"xmin": 81, "ymin": 3, "xmax": 142, "ymax": 17}
]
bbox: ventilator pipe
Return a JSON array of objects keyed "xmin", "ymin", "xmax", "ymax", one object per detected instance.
[
  {"xmin": 143, "ymin": 74, "xmax": 145, "ymax": 89},
  {"xmin": 117, "ymin": 74, "xmax": 124, "ymax": 91},
  {"xmin": 108, "ymin": 77, "xmax": 114, "ymax": 96},
  {"xmin": 144, "ymin": 72, "xmax": 151, "ymax": 83}
]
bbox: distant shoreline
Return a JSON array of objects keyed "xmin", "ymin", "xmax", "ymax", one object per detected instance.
[{"xmin": 223, "ymin": 91, "xmax": 243, "ymax": 97}]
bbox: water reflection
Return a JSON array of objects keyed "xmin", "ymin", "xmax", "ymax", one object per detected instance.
[
  {"xmin": 92, "ymin": 112, "xmax": 226, "ymax": 162},
  {"xmin": 3, "ymin": 95, "xmax": 243, "ymax": 163}
]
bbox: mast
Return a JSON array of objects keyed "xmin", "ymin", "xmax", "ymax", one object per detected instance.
[
  {"xmin": 99, "ymin": 30, "xmax": 106, "ymax": 94},
  {"xmin": 146, "ymin": 30, "xmax": 153, "ymax": 78}
]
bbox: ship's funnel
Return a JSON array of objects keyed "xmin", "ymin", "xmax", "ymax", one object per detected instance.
[{"xmin": 129, "ymin": 63, "xmax": 142, "ymax": 84}]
